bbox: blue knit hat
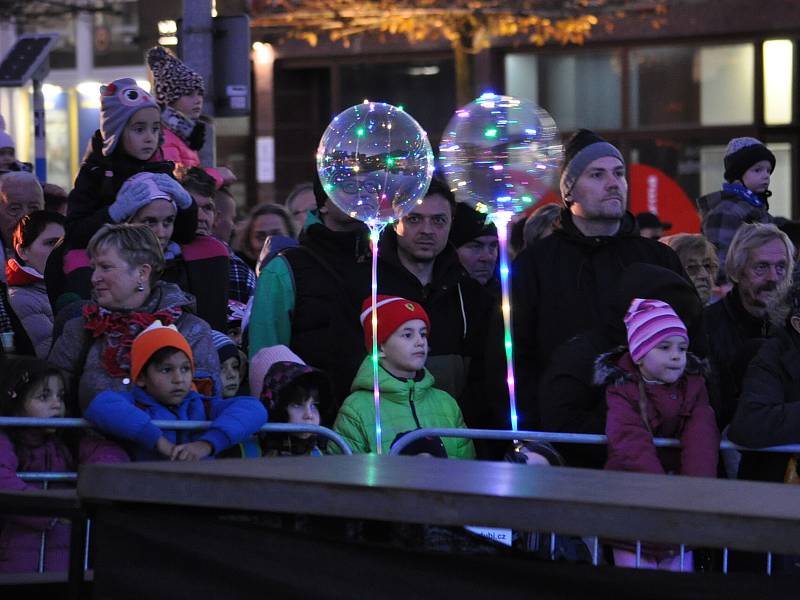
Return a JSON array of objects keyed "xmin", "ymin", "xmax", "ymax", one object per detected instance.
[{"xmin": 100, "ymin": 78, "xmax": 159, "ymax": 157}]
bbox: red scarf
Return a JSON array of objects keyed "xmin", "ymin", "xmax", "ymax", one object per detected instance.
[{"xmin": 82, "ymin": 303, "xmax": 182, "ymax": 377}]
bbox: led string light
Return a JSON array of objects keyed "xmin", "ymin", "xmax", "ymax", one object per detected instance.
[{"xmin": 493, "ymin": 211, "xmax": 518, "ymax": 431}]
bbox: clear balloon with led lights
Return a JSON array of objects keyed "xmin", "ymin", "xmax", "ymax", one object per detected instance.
[
  {"xmin": 317, "ymin": 102, "xmax": 435, "ymax": 455},
  {"xmin": 317, "ymin": 102, "xmax": 435, "ymax": 227},
  {"xmin": 440, "ymin": 94, "xmax": 563, "ymax": 433},
  {"xmin": 439, "ymin": 92, "xmax": 562, "ymax": 215}
]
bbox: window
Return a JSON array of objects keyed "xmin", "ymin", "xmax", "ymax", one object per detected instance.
[
  {"xmin": 93, "ymin": 0, "xmax": 141, "ymax": 67},
  {"xmin": 505, "ymin": 51, "xmax": 622, "ymax": 130},
  {"xmin": 339, "ymin": 59, "xmax": 455, "ymax": 148},
  {"xmin": 629, "ymin": 44, "xmax": 754, "ymax": 127}
]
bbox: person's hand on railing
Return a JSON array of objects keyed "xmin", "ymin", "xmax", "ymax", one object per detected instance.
[
  {"xmin": 156, "ymin": 437, "xmax": 176, "ymax": 459},
  {"xmin": 170, "ymin": 441, "xmax": 213, "ymax": 461}
]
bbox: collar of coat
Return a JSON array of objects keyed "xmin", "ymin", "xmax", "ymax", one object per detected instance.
[
  {"xmin": 554, "ymin": 207, "xmax": 641, "ymax": 247},
  {"xmin": 592, "ymin": 345, "xmax": 709, "ymax": 387}
]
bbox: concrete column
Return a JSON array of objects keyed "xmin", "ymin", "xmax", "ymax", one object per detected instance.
[{"xmin": 182, "ymin": 0, "xmax": 216, "ymax": 165}]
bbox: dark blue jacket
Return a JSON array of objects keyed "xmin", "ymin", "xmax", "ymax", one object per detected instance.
[{"xmin": 84, "ymin": 386, "xmax": 267, "ymax": 461}]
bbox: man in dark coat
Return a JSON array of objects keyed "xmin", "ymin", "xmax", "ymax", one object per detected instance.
[
  {"xmin": 378, "ymin": 176, "xmax": 495, "ymax": 426},
  {"xmin": 704, "ymin": 222, "xmax": 794, "ymax": 430},
  {"xmin": 510, "ymin": 129, "xmax": 685, "ymax": 430},
  {"xmin": 248, "ymin": 178, "xmax": 371, "ymax": 406},
  {"xmin": 728, "ymin": 293, "xmax": 800, "ymax": 483}
]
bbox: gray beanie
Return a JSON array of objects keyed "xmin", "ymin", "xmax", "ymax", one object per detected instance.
[
  {"xmin": 100, "ymin": 78, "xmax": 159, "ymax": 157},
  {"xmin": 559, "ymin": 129, "xmax": 624, "ymax": 201}
]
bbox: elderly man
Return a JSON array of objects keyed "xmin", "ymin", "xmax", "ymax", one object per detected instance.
[
  {"xmin": 0, "ymin": 172, "xmax": 44, "ymax": 275},
  {"xmin": 705, "ymin": 222, "xmax": 794, "ymax": 430},
  {"xmin": 450, "ymin": 202, "xmax": 499, "ymax": 290},
  {"xmin": 510, "ymin": 129, "xmax": 685, "ymax": 430}
]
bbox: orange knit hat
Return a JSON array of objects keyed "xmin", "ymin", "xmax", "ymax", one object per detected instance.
[{"xmin": 130, "ymin": 321, "xmax": 194, "ymax": 382}]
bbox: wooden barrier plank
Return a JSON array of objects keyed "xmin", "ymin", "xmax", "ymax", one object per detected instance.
[{"xmin": 78, "ymin": 455, "xmax": 800, "ymax": 554}]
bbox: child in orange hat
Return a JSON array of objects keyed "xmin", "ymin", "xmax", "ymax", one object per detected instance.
[{"xmin": 84, "ymin": 321, "xmax": 266, "ymax": 461}]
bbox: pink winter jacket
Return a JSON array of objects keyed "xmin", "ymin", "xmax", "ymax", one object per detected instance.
[
  {"xmin": 161, "ymin": 128, "xmax": 223, "ymax": 188},
  {"xmin": 0, "ymin": 430, "xmax": 128, "ymax": 573},
  {"xmin": 600, "ymin": 351, "xmax": 719, "ymax": 477}
]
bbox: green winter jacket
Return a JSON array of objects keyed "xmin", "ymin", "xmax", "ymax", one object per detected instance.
[{"xmin": 333, "ymin": 357, "xmax": 475, "ymax": 458}]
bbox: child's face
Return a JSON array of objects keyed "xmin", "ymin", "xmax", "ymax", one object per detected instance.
[
  {"xmin": 131, "ymin": 199, "xmax": 176, "ymax": 251},
  {"xmin": 286, "ymin": 396, "xmax": 320, "ymax": 438},
  {"xmin": 122, "ymin": 107, "xmax": 161, "ymax": 161},
  {"xmin": 741, "ymin": 160, "xmax": 772, "ymax": 194},
  {"xmin": 380, "ymin": 319, "xmax": 428, "ymax": 379},
  {"xmin": 171, "ymin": 91, "xmax": 204, "ymax": 120},
  {"xmin": 637, "ymin": 335, "xmax": 688, "ymax": 385},
  {"xmin": 137, "ymin": 350, "xmax": 193, "ymax": 406},
  {"xmin": 220, "ymin": 356, "xmax": 241, "ymax": 398},
  {"xmin": 22, "ymin": 375, "xmax": 66, "ymax": 424},
  {"xmin": 0, "ymin": 147, "xmax": 15, "ymax": 169}
]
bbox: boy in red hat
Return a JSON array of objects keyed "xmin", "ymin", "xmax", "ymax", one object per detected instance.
[{"xmin": 333, "ymin": 295, "xmax": 475, "ymax": 458}]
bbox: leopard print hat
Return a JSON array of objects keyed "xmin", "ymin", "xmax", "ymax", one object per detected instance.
[{"xmin": 146, "ymin": 46, "xmax": 205, "ymax": 107}]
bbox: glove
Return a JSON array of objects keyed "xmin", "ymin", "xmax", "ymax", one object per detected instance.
[
  {"xmin": 108, "ymin": 180, "xmax": 154, "ymax": 223},
  {"xmin": 155, "ymin": 175, "xmax": 193, "ymax": 210},
  {"xmin": 188, "ymin": 120, "xmax": 206, "ymax": 151}
]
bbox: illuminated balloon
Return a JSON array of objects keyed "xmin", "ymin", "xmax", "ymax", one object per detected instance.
[
  {"xmin": 439, "ymin": 93, "xmax": 563, "ymax": 216},
  {"xmin": 316, "ymin": 102, "xmax": 435, "ymax": 226}
]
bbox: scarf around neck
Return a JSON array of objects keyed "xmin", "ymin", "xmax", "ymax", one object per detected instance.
[
  {"xmin": 161, "ymin": 105, "xmax": 196, "ymax": 143},
  {"xmin": 722, "ymin": 182, "xmax": 769, "ymax": 209},
  {"xmin": 82, "ymin": 303, "xmax": 182, "ymax": 378}
]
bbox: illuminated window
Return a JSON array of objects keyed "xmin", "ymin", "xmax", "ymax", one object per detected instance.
[{"xmin": 763, "ymin": 40, "xmax": 794, "ymax": 125}]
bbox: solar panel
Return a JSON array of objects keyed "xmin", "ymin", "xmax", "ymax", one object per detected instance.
[{"xmin": 0, "ymin": 34, "xmax": 59, "ymax": 87}]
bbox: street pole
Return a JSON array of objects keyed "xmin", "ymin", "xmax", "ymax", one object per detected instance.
[
  {"xmin": 182, "ymin": 0, "xmax": 216, "ymax": 166},
  {"xmin": 32, "ymin": 78, "xmax": 46, "ymax": 181}
]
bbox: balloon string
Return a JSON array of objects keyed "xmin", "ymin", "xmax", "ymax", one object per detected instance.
[
  {"xmin": 493, "ymin": 212, "xmax": 518, "ymax": 432},
  {"xmin": 369, "ymin": 223, "xmax": 384, "ymax": 454}
]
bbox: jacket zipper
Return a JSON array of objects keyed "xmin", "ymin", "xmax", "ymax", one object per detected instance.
[{"xmin": 408, "ymin": 386, "xmax": 422, "ymax": 429}]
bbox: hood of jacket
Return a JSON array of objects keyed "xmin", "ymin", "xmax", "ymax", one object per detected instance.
[
  {"xmin": 301, "ymin": 210, "xmax": 371, "ymax": 262},
  {"xmin": 141, "ymin": 280, "xmax": 199, "ymax": 315},
  {"xmin": 350, "ymin": 355, "xmax": 435, "ymax": 401},
  {"xmin": 6, "ymin": 258, "xmax": 42, "ymax": 286},
  {"xmin": 592, "ymin": 346, "xmax": 709, "ymax": 387}
]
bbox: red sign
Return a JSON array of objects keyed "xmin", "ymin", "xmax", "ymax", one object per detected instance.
[{"xmin": 628, "ymin": 164, "xmax": 700, "ymax": 234}]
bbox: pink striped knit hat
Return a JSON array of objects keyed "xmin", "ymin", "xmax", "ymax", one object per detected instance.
[{"xmin": 624, "ymin": 298, "xmax": 688, "ymax": 363}]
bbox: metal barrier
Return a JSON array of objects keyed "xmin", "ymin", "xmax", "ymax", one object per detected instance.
[
  {"xmin": 388, "ymin": 427, "xmax": 800, "ymax": 575},
  {"xmin": 0, "ymin": 418, "xmax": 353, "ymax": 477},
  {"xmin": 387, "ymin": 427, "xmax": 800, "ymax": 455}
]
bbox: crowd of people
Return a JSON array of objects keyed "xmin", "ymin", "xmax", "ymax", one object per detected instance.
[{"xmin": 0, "ymin": 46, "xmax": 798, "ymax": 575}]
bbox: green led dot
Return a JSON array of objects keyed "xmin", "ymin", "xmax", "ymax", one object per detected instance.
[
  {"xmin": 522, "ymin": 195, "xmax": 533, "ymax": 203},
  {"xmin": 356, "ymin": 127, "xmax": 365, "ymax": 137},
  {"xmin": 386, "ymin": 156, "xmax": 395, "ymax": 167},
  {"xmin": 484, "ymin": 128, "xmax": 498, "ymax": 138},
  {"xmin": 397, "ymin": 104, "xmax": 405, "ymax": 111}
]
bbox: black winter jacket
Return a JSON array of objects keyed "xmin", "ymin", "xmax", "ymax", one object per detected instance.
[
  {"xmin": 510, "ymin": 208, "xmax": 685, "ymax": 430},
  {"xmin": 729, "ymin": 326, "xmax": 800, "ymax": 482},
  {"xmin": 65, "ymin": 131, "xmax": 180, "ymax": 248},
  {"xmin": 281, "ymin": 221, "xmax": 372, "ymax": 406},
  {"xmin": 703, "ymin": 288, "xmax": 771, "ymax": 430}
]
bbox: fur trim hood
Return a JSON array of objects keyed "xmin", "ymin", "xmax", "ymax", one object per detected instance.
[{"xmin": 592, "ymin": 345, "xmax": 709, "ymax": 387}]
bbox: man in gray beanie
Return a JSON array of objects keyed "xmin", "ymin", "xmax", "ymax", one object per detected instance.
[
  {"xmin": 500, "ymin": 128, "xmax": 686, "ymax": 431},
  {"xmin": 697, "ymin": 137, "xmax": 775, "ymax": 283}
]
